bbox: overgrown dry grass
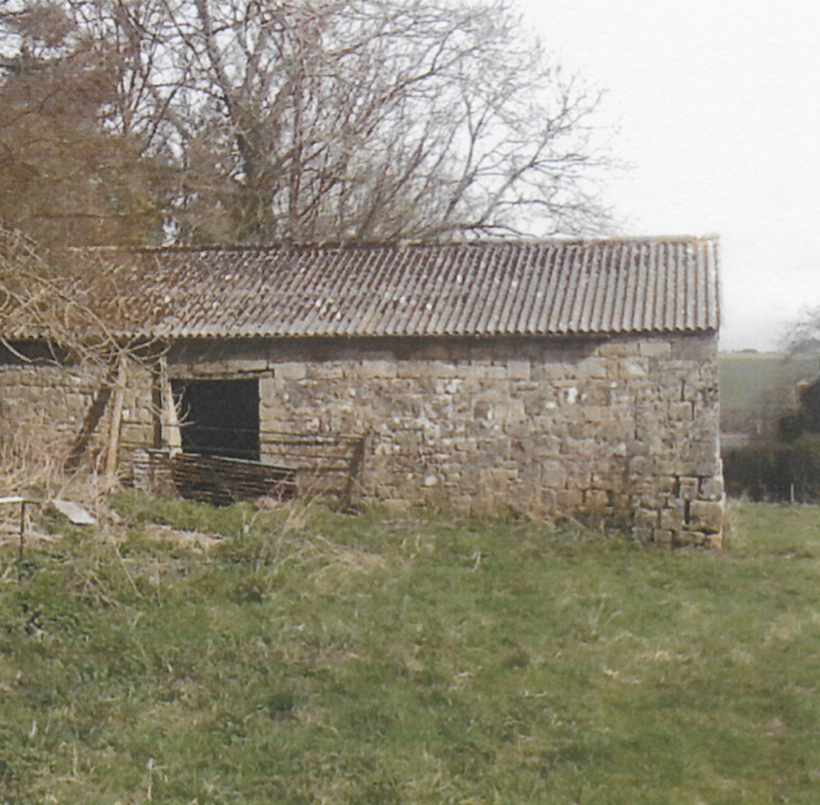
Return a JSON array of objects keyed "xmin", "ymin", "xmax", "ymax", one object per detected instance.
[{"xmin": 1, "ymin": 497, "xmax": 820, "ymax": 803}]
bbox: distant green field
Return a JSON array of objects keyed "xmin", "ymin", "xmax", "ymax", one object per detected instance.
[
  {"xmin": 719, "ymin": 352, "xmax": 818, "ymax": 435},
  {"xmin": 3, "ymin": 496, "xmax": 820, "ymax": 803}
]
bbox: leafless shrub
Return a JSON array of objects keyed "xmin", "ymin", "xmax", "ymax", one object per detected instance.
[{"xmin": 0, "ymin": 228, "xmax": 161, "ymax": 497}]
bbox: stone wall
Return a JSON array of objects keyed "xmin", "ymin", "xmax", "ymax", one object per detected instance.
[
  {"xmin": 0, "ymin": 334, "xmax": 723, "ymax": 546},
  {"xmin": 168, "ymin": 333, "xmax": 723, "ymax": 548},
  {"xmin": 0, "ymin": 359, "xmax": 101, "ymax": 467},
  {"xmin": 0, "ymin": 347, "xmax": 154, "ymax": 474}
]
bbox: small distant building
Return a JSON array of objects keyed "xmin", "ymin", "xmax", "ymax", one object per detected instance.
[
  {"xmin": 0, "ymin": 237, "xmax": 723, "ymax": 547},
  {"xmin": 797, "ymin": 376, "xmax": 820, "ymax": 432}
]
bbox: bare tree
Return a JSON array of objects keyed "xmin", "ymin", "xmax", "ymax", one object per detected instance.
[
  {"xmin": 166, "ymin": 0, "xmax": 616, "ymax": 242},
  {"xmin": 787, "ymin": 311, "xmax": 820, "ymax": 359},
  {"xmin": 0, "ymin": 2, "xmax": 170, "ymax": 246},
  {"xmin": 2, "ymin": 0, "xmax": 615, "ymax": 244}
]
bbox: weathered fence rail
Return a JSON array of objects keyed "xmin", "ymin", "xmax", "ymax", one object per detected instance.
[{"xmin": 132, "ymin": 431, "xmax": 366, "ymax": 508}]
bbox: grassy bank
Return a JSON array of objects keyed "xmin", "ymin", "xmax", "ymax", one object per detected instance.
[{"xmin": 2, "ymin": 498, "xmax": 820, "ymax": 803}]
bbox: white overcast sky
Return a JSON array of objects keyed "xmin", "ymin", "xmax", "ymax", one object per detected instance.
[{"xmin": 514, "ymin": 0, "xmax": 820, "ymax": 352}]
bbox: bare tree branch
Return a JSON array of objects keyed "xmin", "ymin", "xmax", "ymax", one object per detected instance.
[{"xmin": 0, "ymin": 0, "xmax": 619, "ymax": 245}]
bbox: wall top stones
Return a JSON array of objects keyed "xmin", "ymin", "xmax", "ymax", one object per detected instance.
[{"xmin": 167, "ymin": 333, "xmax": 716, "ymax": 377}]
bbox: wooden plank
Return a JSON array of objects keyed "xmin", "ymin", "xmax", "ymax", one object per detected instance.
[
  {"xmin": 160, "ymin": 356, "xmax": 182, "ymax": 456},
  {"xmin": 104, "ymin": 356, "xmax": 127, "ymax": 489},
  {"xmin": 64, "ymin": 364, "xmax": 117, "ymax": 471}
]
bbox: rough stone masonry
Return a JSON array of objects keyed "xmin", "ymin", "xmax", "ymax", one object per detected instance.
[
  {"xmin": 165, "ymin": 329, "xmax": 724, "ymax": 549},
  {"xmin": 0, "ymin": 329, "xmax": 723, "ymax": 548}
]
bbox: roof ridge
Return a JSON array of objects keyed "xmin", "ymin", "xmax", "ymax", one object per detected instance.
[{"xmin": 69, "ymin": 234, "xmax": 719, "ymax": 255}]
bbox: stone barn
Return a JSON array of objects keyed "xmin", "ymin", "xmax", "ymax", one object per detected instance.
[{"xmin": 0, "ymin": 237, "xmax": 723, "ymax": 547}]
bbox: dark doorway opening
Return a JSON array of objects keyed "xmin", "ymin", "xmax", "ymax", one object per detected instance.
[{"xmin": 172, "ymin": 379, "xmax": 260, "ymax": 462}]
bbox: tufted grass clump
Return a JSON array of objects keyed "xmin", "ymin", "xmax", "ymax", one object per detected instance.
[{"xmin": 1, "ymin": 497, "xmax": 819, "ymax": 803}]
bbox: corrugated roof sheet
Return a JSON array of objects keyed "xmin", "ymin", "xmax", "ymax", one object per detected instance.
[{"xmin": 2, "ymin": 237, "xmax": 720, "ymax": 340}]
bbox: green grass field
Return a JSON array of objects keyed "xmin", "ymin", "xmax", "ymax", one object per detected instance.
[{"xmin": 2, "ymin": 497, "xmax": 820, "ymax": 803}]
